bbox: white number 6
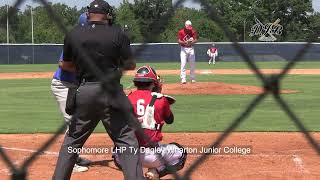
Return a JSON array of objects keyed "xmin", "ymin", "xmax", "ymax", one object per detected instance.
[{"xmin": 137, "ymin": 99, "xmax": 145, "ymax": 116}]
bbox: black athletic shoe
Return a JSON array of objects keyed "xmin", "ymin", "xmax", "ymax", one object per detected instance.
[{"xmin": 76, "ymin": 157, "xmax": 92, "ymax": 166}]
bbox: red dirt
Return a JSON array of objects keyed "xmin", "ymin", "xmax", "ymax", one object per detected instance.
[
  {"xmin": 0, "ymin": 69, "xmax": 302, "ymax": 95},
  {"xmin": 155, "ymin": 82, "xmax": 296, "ymax": 95},
  {"xmin": 0, "ymin": 133, "xmax": 319, "ymax": 180},
  {"xmin": 125, "ymin": 82, "xmax": 297, "ymax": 95},
  {"xmin": 0, "ymin": 72, "xmax": 54, "ymax": 79}
]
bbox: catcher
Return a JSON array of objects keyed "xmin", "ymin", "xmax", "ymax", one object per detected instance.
[
  {"xmin": 113, "ymin": 65, "xmax": 187, "ymax": 180},
  {"xmin": 207, "ymin": 43, "xmax": 218, "ymax": 65}
]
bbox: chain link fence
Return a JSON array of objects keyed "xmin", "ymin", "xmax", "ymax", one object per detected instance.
[
  {"xmin": 2, "ymin": 42, "xmax": 320, "ymax": 64},
  {"xmin": 0, "ymin": 0, "xmax": 319, "ymax": 179}
]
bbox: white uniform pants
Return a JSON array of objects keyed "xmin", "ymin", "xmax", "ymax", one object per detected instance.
[
  {"xmin": 114, "ymin": 143, "xmax": 183, "ymax": 172},
  {"xmin": 180, "ymin": 47, "xmax": 196, "ymax": 81},
  {"xmin": 141, "ymin": 144, "xmax": 183, "ymax": 171},
  {"xmin": 50, "ymin": 79, "xmax": 77, "ymax": 125},
  {"xmin": 209, "ymin": 52, "xmax": 218, "ymax": 64}
]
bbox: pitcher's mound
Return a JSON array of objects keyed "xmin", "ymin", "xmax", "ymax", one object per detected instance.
[{"xmin": 158, "ymin": 82, "xmax": 297, "ymax": 95}]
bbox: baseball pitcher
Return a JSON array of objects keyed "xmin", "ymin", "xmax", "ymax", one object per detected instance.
[
  {"xmin": 178, "ymin": 20, "xmax": 198, "ymax": 84},
  {"xmin": 207, "ymin": 43, "xmax": 218, "ymax": 65},
  {"xmin": 113, "ymin": 66, "xmax": 187, "ymax": 180}
]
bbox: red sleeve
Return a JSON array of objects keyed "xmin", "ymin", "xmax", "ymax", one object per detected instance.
[{"xmin": 161, "ymin": 97, "xmax": 172, "ymax": 119}]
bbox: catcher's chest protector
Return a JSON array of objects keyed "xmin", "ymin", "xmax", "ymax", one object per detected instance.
[{"xmin": 141, "ymin": 95, "xmax": 161, "ymax": 131}]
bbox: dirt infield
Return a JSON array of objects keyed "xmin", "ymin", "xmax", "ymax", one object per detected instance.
[
  {"xmin": 0, "ymin": 69, "xmax": 306, "ymax": 95},
  {"xmin": 125, "ymin": 82, "xmax": 297, "ymax": 95},
  {"xmin": 147, "ymin": 82, "xmax": 297, "ymax": 95},
  {"xmin": 0, "ymin": 133, "xmax": 319, "ymax": 180}
]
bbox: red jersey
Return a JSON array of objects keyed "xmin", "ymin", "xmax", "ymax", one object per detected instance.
[
  {"xmin": 178, "ymin": 28, "xmax": 197, "ymax": 47},
  {"xmin": 128, "ymin": 90, "xmax": 172, "ymax": 147},
  {"xmin": 210, "ymin": 47, "xmax": 217, "ymax": 53}
]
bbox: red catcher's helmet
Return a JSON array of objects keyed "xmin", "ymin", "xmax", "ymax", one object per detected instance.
[
  {"xmin": 133, "ymin": 66, "xmax": 162, "ymax": 92},
  {"xmin": 133, "ymin": 65, "xmax": 158, "ymax": 83}
]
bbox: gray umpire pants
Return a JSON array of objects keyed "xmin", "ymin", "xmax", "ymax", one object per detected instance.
[{"xmin": 52, "ymin": 82, "xmax": 144, "ymax": 180}]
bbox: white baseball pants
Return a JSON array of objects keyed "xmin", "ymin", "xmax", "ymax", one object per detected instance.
[
  {"xmin": 180, "ymin": 47, "xmax": 196, "ymax": 82},
  {"xmin": 114, "ymin": 143, "xmax": 183, "ymax": 172},
  {"xmin": 209, "ymin": 52, "xmax": 217, "ymax": 64},
  {"xmin": 141, "ymin": 143, "xmax": 183, "ymax": 171},
  {"xmin": 51, "ymin": 79, "xmax": 77, "ymax": 125}
]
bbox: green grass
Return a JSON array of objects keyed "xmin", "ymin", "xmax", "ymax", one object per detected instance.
[
  {"xmin": 164, "ymin": 75, "xmax": 320, "ymax": 132},
  {"xmin": 0, "ymin": 61, "xmax": 320, "ymax": 73},
  {"xmin": 0, "ymin": 64, "xmax": 58, "ymax": 73},
  {"xmin": 0, "ymin": 73, "xmax": 319, "ymax": 133},
  {"xmin": 145, "ymin": 61, "xmax": 320, "ymax": 70}
]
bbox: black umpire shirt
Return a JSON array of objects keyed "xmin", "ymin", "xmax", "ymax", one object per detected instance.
[{"xmin": 63, "ymin": 21, "xmax": 134, "ymax": 83}]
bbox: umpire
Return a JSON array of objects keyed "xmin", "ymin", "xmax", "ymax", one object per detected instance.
[{"xmin": 52, "ymin": 0, "xmax": 144, "ymax": 179}]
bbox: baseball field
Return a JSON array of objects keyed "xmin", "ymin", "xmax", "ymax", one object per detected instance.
[{"xmin": 0, "ymin": 61, "xmax": 319, "ymax": 179}]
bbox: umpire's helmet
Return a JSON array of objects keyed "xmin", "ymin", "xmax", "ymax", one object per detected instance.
[
  {"xmin": 133, "ymin": 66, "xmax": 158, "ymax": 83},
  {"xmin": 87, "ymin": 0, "xmax": 112, "ymax": 15},
  {"xmin": 87, "ymin": 0, "xmax": 115, "ymax": 25}
]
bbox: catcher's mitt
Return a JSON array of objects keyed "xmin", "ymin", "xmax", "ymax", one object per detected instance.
[
  {"xmin": 164, "ymin": 95, "xmax": 176, "ymax": 105},
  {"xmin": 153, "ymin": 75, "xmax": 163, "ymax": 93},
  {"xmin": 153, "ymin": 75, "xmax": 175, "ymax": 104},
  {"xmin": 151, "ymin": 92, "xmax": 176, "ymax": 105}
]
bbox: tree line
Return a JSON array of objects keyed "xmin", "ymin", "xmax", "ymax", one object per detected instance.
[{"xmin": 0, "ymin": 0, "xmax": 319, "ymax": 43}]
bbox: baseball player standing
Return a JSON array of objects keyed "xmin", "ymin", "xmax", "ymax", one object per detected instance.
[
  {"xmin": 52, "ymin": 0, "xmax": 144, "ymax": 179},
  {"xmin": 207, "ymin": 43, "xmax": 218, "ymax": 65},
  {"xmin": 50, "ymin": 13, "xmax": 91, "ymax": 173},
  {"xmin": 114, "ymin": 66, "xmax": 187, "ymax": 180},
  {"xmin": 178, "ymin": 20, "xmax": 198, "ymax": 84}
]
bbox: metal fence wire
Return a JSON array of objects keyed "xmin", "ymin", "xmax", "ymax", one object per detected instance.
[{"xmin": 0, "ymin": 0, "xmax": 319, "ymax": 179}]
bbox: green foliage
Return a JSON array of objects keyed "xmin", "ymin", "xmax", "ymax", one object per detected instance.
[
  {"xmin": 131, "ymin": 0, "xmax": 173, "ymax": 42},
  {"xmin": 0, "ymin": 0, "xmax": 317, "ymax": 43},
  {"xmin": 258, "ymin": 0, "xmax": 313, "ymax": 41},
  {"xmin": 0, "ymin": 6, "xmax": 7, "ymax": 43},
  {"xmin": 32, "ymin": 3, "xmax": 79, "ymax": 43},
  {"xmin": 160, "ymin": 8, "xmax": 226, "ymax": 42},
  {"xmin": 0, "ymin": 28, "xmax": 6, "ymax": 42},
  {"xmin": 308, "ymin": 12, "xmax": 320, "ymax": 41},
  {"xmin": 115, "ymin": 1, "xmax": 144, "ymax": 42},
  {"xmin": 202, "ymin": 0, "xmax": 313, "ymax": 41},
  {"xmin": 0, "ymin": 3, "xmax": 79, "ymax": 44},
  {"xmin": 6, "ymin": 6, "xmax": 20, "ymax": 43}
]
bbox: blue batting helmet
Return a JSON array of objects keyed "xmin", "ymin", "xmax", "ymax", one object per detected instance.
[{"xmin": 78, "ymin": 13, "xmax": 88, "ymax": 26}]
